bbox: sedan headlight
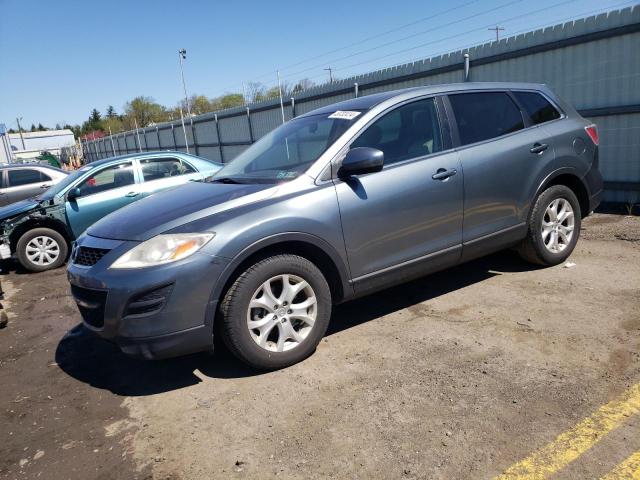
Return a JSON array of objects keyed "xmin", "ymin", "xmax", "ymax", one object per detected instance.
[{"xmin": 110, "ymin": 233, "xmax": 214, "ymax": 269}]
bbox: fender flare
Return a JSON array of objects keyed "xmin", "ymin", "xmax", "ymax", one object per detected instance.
[
  {"xmin": 208, "ymin": 231, "xmax": 354, "ymax": 313},
  {"xmin": 527, "ymin": 167, "xmax": 590, "ymax": 220}
]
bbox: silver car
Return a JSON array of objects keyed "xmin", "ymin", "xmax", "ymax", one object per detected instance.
[{"xmin": 0, "ymin": 164, "xmax": 68, "ymax": 206}]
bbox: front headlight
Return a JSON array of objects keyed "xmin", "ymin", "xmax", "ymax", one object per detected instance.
[{"xmin": 110, "ymin": 233, "xmax": 214, "ymax": 269}]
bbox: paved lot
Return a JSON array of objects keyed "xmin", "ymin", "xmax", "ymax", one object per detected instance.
[{"xmin": 0, "ymin": 213, "xmax": 638, "ymax": 480}]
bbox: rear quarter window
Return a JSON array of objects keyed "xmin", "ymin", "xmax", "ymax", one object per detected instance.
[
  {"xmin": 448, "ymin": 92, "xmax": 524, "ymax": 146},
  {"xmin": 513, "ymin": 91, "xmax": 561, "ymax": 125}
]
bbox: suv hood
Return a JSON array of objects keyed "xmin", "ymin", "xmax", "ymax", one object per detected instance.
[
  {"xmin": 0, "ymin": 199, "xmax": 40, "ymax": 222},
  {"xmin": 87, "ymin": 181, "xmax": 277, "ymax": 241}
]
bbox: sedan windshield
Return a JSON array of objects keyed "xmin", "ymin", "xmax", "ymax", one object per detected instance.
[{"xmin": 212, "ymin": 111, "xmax": 360, "ymax": 183}]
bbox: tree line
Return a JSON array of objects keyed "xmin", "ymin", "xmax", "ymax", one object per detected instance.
[{"xmin": 16, "ymin": 77, "xmax": 318, "ymax": 139}]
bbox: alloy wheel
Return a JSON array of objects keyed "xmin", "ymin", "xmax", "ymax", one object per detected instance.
[
  {"xmin": 246, "ymin": 274, "xmax": 317, "ymax": 352},
  {"xmin": 542, "ymin": 198, "xmax": 575, "ymax": 253}
]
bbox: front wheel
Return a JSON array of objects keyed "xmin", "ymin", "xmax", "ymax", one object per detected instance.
[
  {"xmin": 16, "ymin": 228, "xmax": 69, "ymax": 272},
  {"xmin": 517, "ymin": 185, "xmax": 581, "ymax": 266},
  {"xmin": 219, "ymin": 254, "xmax": 332, "ymax": 370}
]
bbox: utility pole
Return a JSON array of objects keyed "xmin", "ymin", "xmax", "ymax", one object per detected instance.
[
  {"xmin": 488, "ymin": 26, "xmax": 505, "ymax": 41},
  {"xmin": 324, "ymin": 67, "xmax": 333, "ymax": 83},
  {"xmin": 15, "ymin": 117, "xmax": 26, "ymax": 150}
]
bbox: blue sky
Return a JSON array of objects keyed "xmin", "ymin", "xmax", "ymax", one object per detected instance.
[{"xmin": 0, "ymin": 0, "xmax": 630, "ymax": 129}]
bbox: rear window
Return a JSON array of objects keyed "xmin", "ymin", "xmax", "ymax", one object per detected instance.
[
  {"xmin": 449, "ymin": 92, "xmax": 524, "ymax": 146},
  {"xmin": 513, "ymin": 91, "xmax": 561, "ymax": 125}
]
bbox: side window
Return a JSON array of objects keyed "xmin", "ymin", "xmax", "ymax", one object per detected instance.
[
  {"xmin": 8, "ymin": 169, "xmax": 43, "ymax": 187},
  {"xmin": 513, "ymin": 91, "xmax": 561, "ymax": 125},
  {"xmin": 40, "ymin": 171, "xmax": 52, "ymax": 181},
  {"xmin": 140, "ymin": 157, "xmax": 195, "ymax": 182},
  {"xmin": 449, "ymin": 92, "xmax": 524, "ymax": 146},
  {"xmin": 351, "ymin": 97, "xmax": 443, "ymax": 165},
  {"xmin": 77, "ymin": 162, "xmax": 135, "ymax": 196}
]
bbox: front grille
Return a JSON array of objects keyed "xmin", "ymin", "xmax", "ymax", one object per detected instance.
[
  {"xmin": 70, "ymin": 285, "xmax": 107, "ymax": 328},
  {"xmin": 124, "ymin": 284, "xmax": 173, "ymax": 318},
  {"xmin": 74, "ymin": 247, "xmax": 110, "ymax": 267}
]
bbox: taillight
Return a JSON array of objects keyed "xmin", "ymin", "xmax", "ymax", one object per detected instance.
[{"xmin": 584, "ymin": 124, "xmax": 599, "ymax": 146}]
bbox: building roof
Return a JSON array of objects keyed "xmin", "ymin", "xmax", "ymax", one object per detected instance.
[{"xmin": 8, "ymin": 129, "xmax": 74, "ymax": 139}]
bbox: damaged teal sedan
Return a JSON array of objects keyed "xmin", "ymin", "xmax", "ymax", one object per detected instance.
[{"xmin": 0, "ymin": 152, "xmax": 222, "ymax": 272}]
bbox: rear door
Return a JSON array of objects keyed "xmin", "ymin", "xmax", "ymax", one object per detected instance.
[
  {"xmin": 334, "ymin": 96, "xmax": 463, "ymax": 293},
  {"xmin": 137, "ymin": 156, "xmax": 202, "ymax": 197},
  {"xmin": 65, "ymin": 161, "xmax": 140, "ymax": 237},
  {"xmin": 445, "ymin": 91, "xmax": 556, "ymax": 244},
  {"xmin": 5, "ymin": 168, "xmax": 50, "ymax": 204}
]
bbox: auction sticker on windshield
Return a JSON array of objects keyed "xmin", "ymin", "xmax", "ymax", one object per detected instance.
[{"xmin": 328, "ymin": 111, "xmax": 361, "ymax": 120}]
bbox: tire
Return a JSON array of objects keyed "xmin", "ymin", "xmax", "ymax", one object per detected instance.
[
  {"xmin": 220, "ymin": 254, "xmax": 332, "ymax": 370},
  {"xmin": 517, "ymin": 185, "xmax": 581, "ymax": 266},
  {"xmin": 16, "ymin": 228, "xmax": 69, "ymax": 272}
]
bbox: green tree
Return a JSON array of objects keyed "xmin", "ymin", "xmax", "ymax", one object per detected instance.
[
  {"xmin": 106, "ymin": 105, "xmax": 117, "ymax": 118},
  {"xmin": 123, "ymin": 96, "xmax": 168, "ymax": 128},
  {"xmin": 212, "ymin": 93, "xmax": 244, "ymax": 110},
  {"xmin": 89, "ymin": 109, "xmax": 101, "ymax": 123},
  {"xmin": 30, "ymin": 123, "xmax": 37, "ymax": 132},
  {"xmin": 37, "ymin": 123, "xmax": 47, "ymax": 131}
]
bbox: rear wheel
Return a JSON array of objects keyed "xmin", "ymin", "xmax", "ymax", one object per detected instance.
[
  {"xmin": 518, "ymin": 185, "xmax": 581, "ymax": 266},
  {"xmin": 220, "ymin": 254, "xmax": 331, "ymax": 370},
  {"xmin": 16, "ymin": 228, "xmax": 68, "ymax": 272}
]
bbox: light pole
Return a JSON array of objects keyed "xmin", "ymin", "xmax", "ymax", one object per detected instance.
[
  {"xmin": 178, "ymin": 49, "xmax": 191, "ymax": 117},
  {"xmin": 178, "ymin": 48, "xmax": 191, "ymax": 153}
]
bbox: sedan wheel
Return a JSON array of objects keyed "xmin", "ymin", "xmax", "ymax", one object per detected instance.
[
  {"xmin": 25, "ymin": 236, "xmax": 61, "ymax": 266},
  {"xmin": 16, "ymin": 227, "xmax": 69, "ymax": 272}
]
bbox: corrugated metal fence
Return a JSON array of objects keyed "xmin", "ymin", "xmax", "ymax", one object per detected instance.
[{"xmin": 83, "ymin": 6, "xmax": 640, "ymax": 203}]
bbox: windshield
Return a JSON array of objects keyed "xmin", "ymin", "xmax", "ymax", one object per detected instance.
[
  {"xmin": 36, "ymin": 164, "xmax": 95, "ymax": 201},
  {"xmin": 212, "ymin": 111, "xmax": 361, "ymax": 183}
]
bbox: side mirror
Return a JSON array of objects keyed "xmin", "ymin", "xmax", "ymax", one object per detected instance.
[
  {"xmin": 67, "ymin": 187, "xmax": 81, "ymax": 201},
  {"xmin": 338, "ymin": 147, "xmax": 384, "ymax": 178}
]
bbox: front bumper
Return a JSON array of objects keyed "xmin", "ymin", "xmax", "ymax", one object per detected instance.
[{"xmin": 67, "ymin": 234, "xmax": 230, "ymax": 359}]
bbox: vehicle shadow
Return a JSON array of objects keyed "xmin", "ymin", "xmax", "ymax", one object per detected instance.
[{"xmin": 56, "ymin": 249, "xmax": 539, "ymax": 396}]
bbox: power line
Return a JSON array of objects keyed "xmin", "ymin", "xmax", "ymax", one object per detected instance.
[
  {"xmin": 278, "ymin": 0, "xmax": 525, "ymax": 81},
  {"xmin": 322, "ymin": 0, "xmax": 580, "ymax": 79},
  {"xmin": 243, "ymin": 0, "xmax": 483, "ymax": 83},
  {"xmin": 333, "ymin": 0, "xmax": 638, "ymax": 81}
]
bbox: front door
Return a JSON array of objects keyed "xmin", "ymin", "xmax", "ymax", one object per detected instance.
[
  {"xmin": 334, "ymin": 97, "xmax": 463, "ymax": 293},
  {"xmin": 65, "ymin": 161, "xmax": 140, "ymax": 238}
]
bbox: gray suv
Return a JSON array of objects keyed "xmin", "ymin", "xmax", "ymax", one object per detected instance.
[{"xmin": 68, "ymin": 82, "xmax": 602, "ymax": 369}]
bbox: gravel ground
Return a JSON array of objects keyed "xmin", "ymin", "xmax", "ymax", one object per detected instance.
[{"xmin": 0, "ymin": 213, "xmax": 638, "ymax": 479}]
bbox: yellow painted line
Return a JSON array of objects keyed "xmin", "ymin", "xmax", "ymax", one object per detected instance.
[
  {"xmin": 495, "ymin": 383, "xmax": 640, "ymax": 480},
  {"xmin": 601, "ymin": 451, "xmax": 640, "ymax": 480}
]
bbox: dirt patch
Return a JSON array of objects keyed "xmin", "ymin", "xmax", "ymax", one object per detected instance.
[{"xmin": 0, "ymin": 213, "xmax": 638, "ymax": 479}]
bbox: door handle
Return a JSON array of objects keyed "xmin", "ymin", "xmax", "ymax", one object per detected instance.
[
  {"xmin": 39, "ymin": 184, "xmax": 50, "ymax": 189},
  {"xmin": 125, "ymin": 191, "xmax": 140, "ymax": 197},
  {"xmin": 530, "ymin": 143, "xmax": 549, "ymax": 154},
  {"xmin": 432, "ymin": 168, "xmax": 457, "ymax": 181}
]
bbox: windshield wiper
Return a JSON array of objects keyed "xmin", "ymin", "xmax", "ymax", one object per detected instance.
[{"xmin": 210, "ymin": 177, "xmax": 242, "ymax": 184}]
